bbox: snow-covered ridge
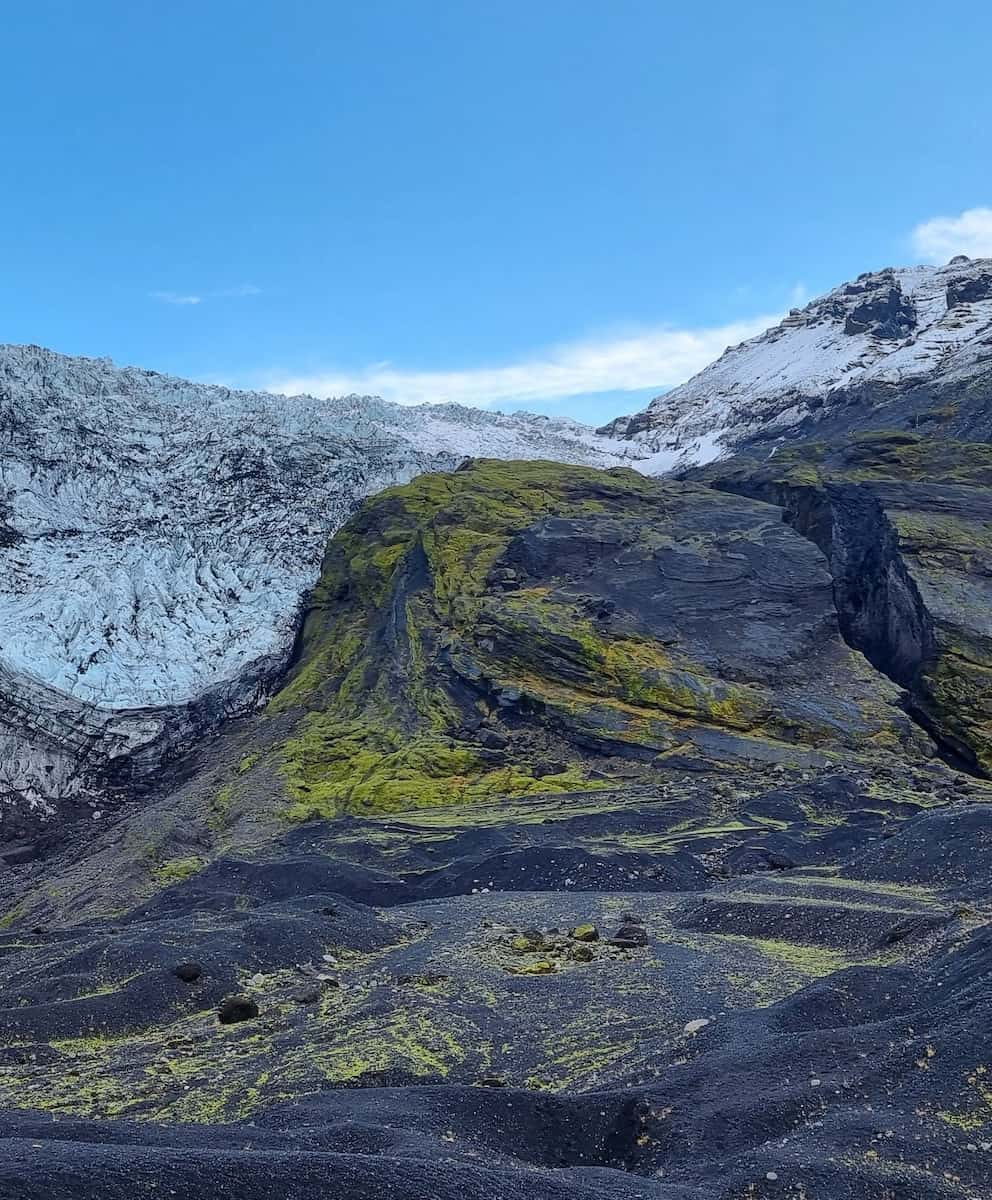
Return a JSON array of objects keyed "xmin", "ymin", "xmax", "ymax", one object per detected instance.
[
  {"xmin": 604, "ymin": 256, "xmax": 992, "ymax": 467},
  {"xmin": 0, "ymin": 344, "xmax": 637, "ymax": 714}
]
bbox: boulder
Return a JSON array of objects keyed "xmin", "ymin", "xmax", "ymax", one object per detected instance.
[
  {"xmin": 569, "ymin": 924, "xmax": 599, "ymax": 942},
  {"xmin": 218, "ymin": 995, "xmax": 259, "ymax": 1025}
]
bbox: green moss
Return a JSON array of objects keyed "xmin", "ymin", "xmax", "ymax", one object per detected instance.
[
  {"xmin": 152, "ymin": 856, "xmax": 206, "ymax": 885},
  {"xmin": 280, "ymin": 712, "xmax": 606, "ymax": 818},
  {"xmin": 533, "ymin": 1007, "xmax": 642, "ymax": 1089},
  {"xmin": 51, "ymin": 1034, "xmax": 119, "ymax": 1055},
  {"xmin": 936, "ymin": 1070, "xmax": 992, "ymax": 1131},
  {"xmin": 311, "ymin": 1008, "xmax": 478, "ymax": 1083},
  {"xmin": 485, "ymin": 598, "xmax": 771, "ymax": 731},
  {"xmin": 209, "ymin": 784, "xmax": 234, "ymax": 833},
  {"xmin": 707, "ymin": 933, "xmax": 863, "ymax": 1008},
  {"xmin": 746, "ymin": 937, "xmax": 857, "ymax": 976}
]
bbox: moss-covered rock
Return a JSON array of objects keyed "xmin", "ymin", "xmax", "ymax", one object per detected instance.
[
  {"xmin": 569, "ymin": 924, "xmax": 599, "ymax": 942},
  {"xmin": 239, "ymin": 459, "xmax": 932, "ymax": 819}
]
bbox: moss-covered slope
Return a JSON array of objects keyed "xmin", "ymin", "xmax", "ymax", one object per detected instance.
[{"xmin": 230, "ymin": 459, "xmax": 931, "ymax": 820}]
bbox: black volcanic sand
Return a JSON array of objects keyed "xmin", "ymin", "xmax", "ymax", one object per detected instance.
[{"xmin": 0, "ymin": 783, "xmax": 990, "ymax": 1199}]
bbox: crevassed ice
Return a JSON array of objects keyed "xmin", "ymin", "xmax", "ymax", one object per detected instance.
[{"xmin": 0, "ymin": 345, "xmax": 638, "ymax": 709}]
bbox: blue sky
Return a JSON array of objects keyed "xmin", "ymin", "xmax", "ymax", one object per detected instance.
[{"xmin": 1, "ymin": 1, "xmax": 991, "ymax": 425}]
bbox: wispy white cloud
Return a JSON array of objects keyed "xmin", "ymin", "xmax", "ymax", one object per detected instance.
[
  {"xmin": 911, "ymin": 207, "xmax": 992, "ymax": 262},
  {"xmin": 149, "ymin": 284, "xmax": 262, "ymax": 306},
  {"xmin": 150, "ymin": 290, "xmax": 202, "ymax": 306},
  {"xmin": 789, "ymin": 282, "xmax": 809, "ymax": 306},
  {"xmin": 262, "ymin": 315, "xmax": 777, "ymax": 409}
]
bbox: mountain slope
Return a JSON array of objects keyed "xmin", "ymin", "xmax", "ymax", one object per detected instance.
[
  {"xmin": 251, "ymin": 457, "xmax": 928, "ymax": 822},
  {"xmin": 604, "ymin": 256, "xmax": 992, "ymax": 467}
]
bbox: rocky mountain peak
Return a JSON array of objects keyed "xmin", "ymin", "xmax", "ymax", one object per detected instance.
[{"xmin": 602, "ymin": 256, "xmax": 992, "ymax": 468}]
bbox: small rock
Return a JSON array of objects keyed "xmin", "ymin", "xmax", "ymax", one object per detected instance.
[
  {"xmin": 612, "ymin": 924, "xmax": 649, "ymax": 946},
  {"xmin": 683, "ymin": 1018, "xmax": 710, "ymax": 1036},
  {"xmin": 510, "ymin": 929, "xmax": 546, "ymax": 953},
  {"xmin": 291, "ymin": 987, "xmax": 319, "ymax": 1005},
  {"xmin": 397, "ymin": 972, "xmax": 449, "ymax": 987},
  {"xmin": 174, "ymin": 962, "xmax": 203, "ymax": 984},
  {"xmin": 218, "ymin": 994, "xmax": 259, "ymax": 1025},
  {"xmin": 533, "ymin": 761, "xmax": 566, "ymax": 778},
  {"xmin": 569, "ymin": 944, "xmax": 595, "ymax": 963},
  {"xmin": 569, "ymin": 923, "xmax": 599, "ymax": 942},
  {"xmin": 510, "ymin": 959, "xmax": 556, "ymax": 976}
]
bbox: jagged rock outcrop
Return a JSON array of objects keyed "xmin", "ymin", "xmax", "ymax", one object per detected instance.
[
  {"xmin": 700, "ymin": 433, "xmax": 992, "ymax": 773},
  {"xmin": 0, "ymin": 345, "xmax": 639, "ymax": 827},
  {"xmin": 602, "ymin": 256, "xmax": 992, "ymax": 468}
]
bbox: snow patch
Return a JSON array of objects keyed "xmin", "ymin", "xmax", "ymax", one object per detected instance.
[{"xmin": 610, "ymin": 257, "xmax": 992, "ymax": 464}]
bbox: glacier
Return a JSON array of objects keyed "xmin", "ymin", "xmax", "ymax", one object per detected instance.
[{"xmin": 0, "ymin": 344, "xmax": 640, "ymax": 710}]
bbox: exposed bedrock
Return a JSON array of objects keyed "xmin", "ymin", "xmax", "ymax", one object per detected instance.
[
  {"xmin": 702, "ymin": 432, "xmax": 992, "ymax": 773},
  {"xmin": 235, "ymin": 458, "xmax": 934, "ymax": 826},
  {"xmin": 0, "ymin": 650, "xmax": 285, "ymax": 845}
]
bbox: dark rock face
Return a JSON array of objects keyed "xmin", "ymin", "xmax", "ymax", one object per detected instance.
[
  {"xmin": 843, "ymin": 282, "xmax": 917, "ymax": 339},
  {"xmin": 0, "ymin": 457, "xmax": 990, "ymax": 1200},
  {"xmin": 947, "ymin": 269, "xmax": 992, "ymax": 308},
  {"xmin": 703, "ymin": 434, "xmax": 992, "ymax": 773}
]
